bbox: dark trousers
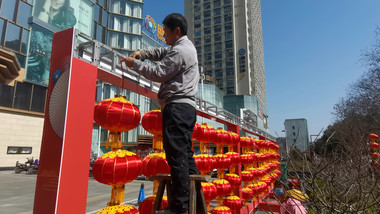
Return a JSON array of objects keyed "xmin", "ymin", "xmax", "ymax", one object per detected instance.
[{"xmin": 162, "ymin": 103, "xmax": 199, "ymax": 213}]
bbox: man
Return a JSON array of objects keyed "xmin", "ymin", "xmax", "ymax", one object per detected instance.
[{"xmin": 120, "ymin": 13, "xmax": 199, "ymax": 214}]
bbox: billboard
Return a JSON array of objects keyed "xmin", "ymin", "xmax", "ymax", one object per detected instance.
[
  {"xmin": 33, "ymin": 0, "xmax": 93, "ymax": 35},
  {"xmin": 143, "ymin": 15, "xmax": 167, "ymax": 46}
]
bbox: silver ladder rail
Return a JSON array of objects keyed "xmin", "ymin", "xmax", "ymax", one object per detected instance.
[{"xmin": 71, "ymin": 30, "xmax": 275, "ymax": 141}]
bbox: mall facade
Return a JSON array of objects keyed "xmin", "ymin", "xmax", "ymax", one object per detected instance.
[{"xmin": 0, "ymin": 0, "xmax": 271, "ymax": 168}]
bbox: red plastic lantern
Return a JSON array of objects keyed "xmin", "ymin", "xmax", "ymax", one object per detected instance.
[
  {"xmin": 240, "ymin": 154, "xmax": 253, "ymax": 166},
  {"xmin": 195, "ymin": 123, "xmax": 216, "ymax": 153},
  {"xmin": 223, "ymin": 196, "xmax": 243, "ymax": 212},
  {"xmin": 138, "ymin": 195, "xmax": 168, "ymax": 214},
  {"xmin": 192, "ymin": 122, "xmax": 201, "ymax": 139},
  {"xmin": 194, "ymin": 154, "xmax": 216, "ymax": 174},
  {"xmin": 242, "ymin": 187, "xmax": 253, "ymax": 200},
  {"xmin": 201, "ymin": 182, "xmax": 217, "ymax": 211},
  {"xmin": 370, "ymin": 142, "xmax": 379, "ymax": 150},
  {"xmin": 92, "ymin": 150, "xmax": 142, "ymax": 186},
  {"xmin": 241, "ymin": 170, "xmax": 254, "ymax": 183},
  {"xmin": 97, "ymin": 205, "xmax": 139, "ymax": 214},
  {"xmin": 212, "ymin": 179, "xmax": 232, "ymax": 197},
  {"xmin": 142, "ymin": 152, "xmax": 170, "ymax": 178},
  {"xmin": 227, "ymin": 131, "xmax": 240, "ymax": 146},
  {"xmin": 94, "ymin": 95, "xmax": 140, "ymax": 133},
  {"xmin": 240, "ymin": 136, "xmax": 251, "ymax": 148},
  {"xmin": 215, "ymin": 128, "xmax": 230, "ymax": 145},
  {"xmin": 225, "ymin": 152, "xmax": 240, "ymax": 165},
  {"xmin": 370, "ymin": 152, "xmax": 380, "ymax": 159},
  {"xmin": 213, "ymin": 154, "xmax": 231, "ymax": 170},
  {"xmin": 224, "ymin": 173, "xmax": 241, "ymax": 188},
  {"xmin": 369, "ymin": 133, "xmax": 379, "ymax": 141},
  {"xmin": 141, "ymin": 109, "xmax": 162, "ymax": 135},
  {"xmin": 211, "ymin": 206, "xmax": 232, "ymax": 214}
]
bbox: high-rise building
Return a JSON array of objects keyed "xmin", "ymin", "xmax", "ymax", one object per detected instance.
[
  {"xmin": 284, "ymin": 118, "xmax": 310, "ymax": 152},
  {"xmin": 184, "ymin": 0, "xmax": 269, "ymax": 133},
  {"xmin": 184, "ymin": 0, "xmax": 266, "ymax": 106}
]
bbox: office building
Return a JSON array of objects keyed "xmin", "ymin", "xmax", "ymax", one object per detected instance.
[
  {"xmin": 184, "ymin": 0, "xmax": 269, "ymax": 133},
  {"xmin": 284, "ymin": 118, "xmax": 310, "ymax": 152}
]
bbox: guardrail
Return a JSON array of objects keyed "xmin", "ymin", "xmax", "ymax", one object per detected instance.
[{"xmin": 72, "ymin": 30, "xmax": 275, "ymax": 141}]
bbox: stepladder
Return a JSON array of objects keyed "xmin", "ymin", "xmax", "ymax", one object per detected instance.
[{"xmin": 150, "ymin": 174, "xmax": 210, "ymax": 214}]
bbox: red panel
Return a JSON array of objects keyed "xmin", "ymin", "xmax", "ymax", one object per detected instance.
[
  {"xmin": 55, "ymin": 57, "xmax": 97, "ymax": 213},
  {"xmin": 33, "ymin": 28, "xmax": 98, "ymax": 214}
]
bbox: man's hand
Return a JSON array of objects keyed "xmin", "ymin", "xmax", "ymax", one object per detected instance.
[
  {"xmin": 120, "ymin": 57, "xmax": 135, "ymax": 68},
  {"xmin": 130, "ymin": 50, "xmax": 142, "ymax": 59}
]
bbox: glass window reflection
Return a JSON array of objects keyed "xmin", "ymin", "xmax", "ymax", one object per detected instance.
[
  {"xmin": 0, "ymin": 19, "xmax": 4, "ymax": 45},
  {"xmin": 17, "ymin": 1, "xmax": 32, "ymax": 28},
  {"xmin": 0, "ymin": 1, "xmax": 16, "ymax": 21},
  {"xmin": 21, "ymin": 29, "xmax": 29, "ymax": 54},
  {"xmin": 5, "ymin": 22, "xmax": 21, "ymax": 51}
]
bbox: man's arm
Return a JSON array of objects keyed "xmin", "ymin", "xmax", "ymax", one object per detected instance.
[
  {"xmin": 121, "ymin": 50, "xmax": 183, "ymax": 83},
  {"xmin": 140, "ymin": 47, "xmax": 170, "ymax": 61}
]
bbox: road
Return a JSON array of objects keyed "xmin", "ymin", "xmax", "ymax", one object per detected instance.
[{"xmin": 0, "ymin": 170, "xmax": 153, "ymax": 214}]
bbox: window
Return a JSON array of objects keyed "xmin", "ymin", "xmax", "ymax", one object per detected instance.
[
  {"xmin": 215, "ymin": 70, "xmax": 223, "ymax": 78},
  {"xmin": 17, "ymin": 1, "xmax": 32, "ymax": 28},
  {"xmin": 21, "ymin": 29, "xmax": 29, "ymax": 54},
  {"xmin": 5, "ymin": 22, "xmax": 21, "ymax": 52},
  {"xmin": 226, "ymin": 68, "xmax": 234, "ymax": 76},
  {"xmin": 204, "ymin": 3, "xmax": 210, "ymax": 10},
  {"xmin": 195, "ymin": 39, "xmax": 201, "ymax": 46},
  {"xmin": 204, "ymin": 35, "xmax": 211, "ymax": 43},
  {"xmin": 292, "ymin": 126, "xmax": 295, "ymax": 129},
  {"xmin": 224, "ymin": 14, "xmax": 232, "ymax": 22},
  {"xmin": 31, "ymin": 84, "xmax": 46, "ymax": 113},
  {"xmin": 214, "ymin": 8, "xmax": 221, "ymax": 16},
  {"xmin": 196, "ymin": 46, "xmax": 201, "ymax": 54},
  {"xmin": 293, "ymin": 132, "xmax": 296, "ymax": 136},
  {"xmin": 204, "ymin": 44, "xmax": 211, "ymax": 52},
  {"xmin": 16, "ymin": 53, "xmax": 26, "ymax": 68},
  {"xmin": 0, "ymin": 19, "xmax": 5, "ymax": 45},
  {"xmin": 96, "ymin": 23, "xmax": 103, "ymax": 42},
  {"xmin": 227, "ymin": 87, "xmax": 235, "ymax": 95},
  {"xmin": 94, "ymin": 4, "xmax": 100, "ymax": 22},
  {"xmin": 225, "ymin": 24, "xmax": 232, "ymax": 31},
  {"xmin": 224, "ymin": 6, "xmax": 232, "ymax": 13},
  {"xmin": 214, "ymin": 17, "xmax": 221, "ymax": 24},
  {"xmin": 204, "ymin": 28, "xmax": 211, "ymax": 35},
  {"xmin": 205, "ymin": 53, "xmax": 212, "ymax": 61},
  {"xmin": 215, "ymin": 61, "xmax": 222, "ymax": 68},
  {"xmin": 194, "ymin": 15, "xmax": 201, "ymax": 21},
  {"xmin": 215, "ymin": 34, "xmax": 221, "ymax": 42},
  {"xmin": 14, "ymin": 81, "xmax": 32, "ymax": 110},
  {"xmin": 214, "ymin": 0, "xmax": 221, "ymax": 7},
  {"xmin": 204, "ymin": 12, "xmax": 210, "ymax": 18},
  {"xmin": 226, "ymin": 49, "xmax": 233, "ymax": 57},
  {"xmin": 102, "ymin": 9, "xmax": 108, "ymax": 26},
  {"xmin": 224, "ymin": 0, "xmax": 231, "ymax": 5},
  {"xmin": 194, "ymin": 22, "xmax": 201, "ymax": 28},
  {"xmin": 0, "ymin": 1, "xmax": 16, "ymax": 21},
  {"xmin": 214, "ymin": 25, "xmax": 221, "ymax": 33},
  {"xmin": 0, "ymin": 83, "xmax": 14, "ymax": 108},
  {"xmin": 215, "ymin": 42, "xmax": 222, "ymax": 50},
  {"xmin": 195, "ymin": 7, "xmax": 201, "ymax": 12},
  {"xmin": 226, "ymin": 59, "xmax": 233, "ymax": 67},
  {"xmin": 225, "ymin": 41, "xmax": 233, "ymax": 49},
  {"xmin": 215, "ymin": 51, "xmax": 222, "ymax": 59},
  {"xmin": 204, "ymin": 19, "xmax": 211, "ymax": 27},
  {"xmin": 194, "ymin": 31, "xmax": 201, "ymax": 37},
  {"xmin": 225, "ymin": 31, "xmax": 232, "ymax": 39},
  {"xmin": 294, "ymin": 139, "xmax": 296, "ymax": 143}
]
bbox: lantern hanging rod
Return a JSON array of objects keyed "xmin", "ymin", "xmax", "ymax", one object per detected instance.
[{"xmin": 71, "ymin": 30, "xmax": 275, "ymax": 141}]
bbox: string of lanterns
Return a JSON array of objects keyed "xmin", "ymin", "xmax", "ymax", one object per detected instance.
[{"xmin": 92, "ymin": 96, "xmax": 281, "ymax": 214}]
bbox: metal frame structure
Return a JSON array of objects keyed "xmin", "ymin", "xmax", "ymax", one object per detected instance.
[{"xmin": 72, "ymin": 30, "xmax": 275, "ymax": 141}]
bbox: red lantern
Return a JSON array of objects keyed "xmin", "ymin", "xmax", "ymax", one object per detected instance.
[
  {"xmin": 223, "ymin": 196, "xmax": 243, "ymax": 212},
  {"xmin": 224, "ymin": 174, "xmax": 241, "ymax": 188},
  {"xmin": 214, "ymin": 154, "xmax": 231, "ymax": 170},
  {"xmin": 225, "ymin": 152, "xmax": 240, "ymax": 165},
  {"xmin": 92, "ymin": 150, "xmax": 142, "ymax": 186},
  {"xmin": 370, "ymin": 142, "xmax": 379, "ymax": 150},
  {"xmin": 195, "ymin": 123, "xmax": 216, "ymax": 153},
  {"xmin": 242, "ymin": 187, "xmax": 253, "ymax": 200},
  {"xmin": 194, "ymin": 154, "xmax": 216, "ymax": 174},
  {"xmin": 370, "ymin": 152, "xmax": 380, "ymax": 159},
  {"xmin": 142, "ymin": 152, "xmax": 170, "ymax": 178},
  {"xmin": 138, "ymin": 195, "xmax": 168, "ymax": 214},
  {"xmin": 227, "ymin": 131, "xmax": 240, "ymax": 146},
  {"xmin": 211, "ymin": 206, "xmax": 232, "ymax": 214},
  {"xmin": 215, "ymin": 128, "xmax": 230, "ymax": 145},
  {"xmin": 192, "ymin": 122, "xmax": 201, "ymax": 139},
  {"xmin": 141, "ymin": 109, "xmax": 162, "ymax": 135},
  {"xmin": 369, "ymin": 133, "xmax": 379, "ymax": 141},
  {"xmin": 212, "ymin": 179, "xmax": 232, "ymax": 197},
  {"xmin": 240, "ymin": 154, "xmax": 253, "ymax": 166},
  {"xmin": 241, "ymin": 170, "xmax": 254, "ymax": 183},
  {"xmin": 94, "ymin": 95, "xmax": 140, "ymax": 133},
  {"xmin": 240, "ymin": 136, "xmax": 251, "ymax": 148},
  {"xmin": 201, "ymin": 182, "xmax": 217, "ymax": 211},
  {"xmin": 97, "ymin": 205, "xmax": 139, "ymax": 214}
]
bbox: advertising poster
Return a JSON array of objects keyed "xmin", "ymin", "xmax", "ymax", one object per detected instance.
[
  {"xmin": 25, "ymin": 25, "xmax": 53, "ymax": 86},
  {"xmin": 33, "ymin": 0, "xmax": 93, "ymax": 35}
]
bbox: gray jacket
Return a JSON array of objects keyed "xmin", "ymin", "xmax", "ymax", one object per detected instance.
[{"xmin": 133, "ymin": 35, "xmax": 199, "ymax": 109}]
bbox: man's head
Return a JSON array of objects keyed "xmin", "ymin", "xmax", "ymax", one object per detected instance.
[{"xmin": 162, "ymin": 13, "xmax": 187, "ymax": 45}]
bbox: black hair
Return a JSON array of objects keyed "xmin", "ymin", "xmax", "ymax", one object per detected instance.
[{"xmin": 162, "ymin": 13, "xmax": 188, "ymax": 36}]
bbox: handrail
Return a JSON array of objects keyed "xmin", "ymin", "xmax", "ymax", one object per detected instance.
[{"xmin": 71, "ymin": 30, "xmax": 275, "ymax": 141}]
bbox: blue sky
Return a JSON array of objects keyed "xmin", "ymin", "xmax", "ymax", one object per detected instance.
[{"xmin": 142, "ymin": 0, "xmax": 380, "ymax": 139}]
